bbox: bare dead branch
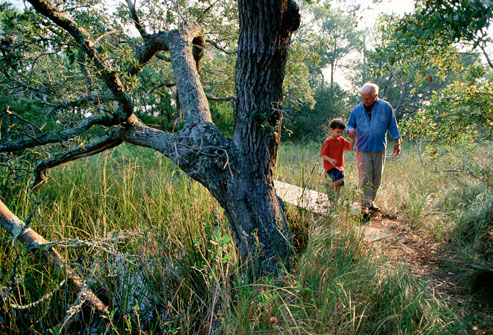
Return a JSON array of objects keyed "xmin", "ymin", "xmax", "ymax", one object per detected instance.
[
  {"xmin": 4, "ymin": 105, "xmax": 44, "ymax": 133},
  {"xmin": 10, "ymin": 280, "xmax": 66, "ymax": 310},
  {"xmin": 32, "ymin": 130, "xmax": 123, "ymax": 188},
  {"xmin": 206, "ymin": 39, "xmax": 236, "ymax": 55},
  {"xmin": 0, "ymin": 114, "xmax": 120, "ymax": 153},
  {"xmin": 206, "ymin": 93, "xmax": 236, "ymax": 102},
  {"xmin": 0, "ymin": 200, "xmax": 109, "ymax": 314},
  {"xmin": 126, "ymin": 0, "xmax": 149, "ymax": 38},
  {"xmin": 29, "ymin": 231, "xmax": 143, "ymax": 256}
]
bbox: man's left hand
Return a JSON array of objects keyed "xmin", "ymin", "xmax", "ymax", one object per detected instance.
[{"xmin": 393, "ymin": 142, "xmax": 401, "ymax": 156}]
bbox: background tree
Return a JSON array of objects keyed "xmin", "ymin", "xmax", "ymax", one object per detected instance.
[
  {"xmin": 311, "ymin": 5, "xmax": 358, "ymax": 92},
  {"xmin": 388, "ymin": 0, "xmax": 493, "ymax": 159},
  {"xmin": 280, "ymin": 2, "xmax": 361, "ymax": 141},
  {"xmin": 0, "ymin": 0, "xmax": 301, "ymax": 273}
]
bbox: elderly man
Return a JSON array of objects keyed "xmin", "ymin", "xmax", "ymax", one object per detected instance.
[{"xmin": 347, "ymin": 82, "xmax": 401, "ymax": 216}]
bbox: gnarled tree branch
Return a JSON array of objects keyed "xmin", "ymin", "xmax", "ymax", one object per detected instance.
[
  {"xmin": 169, "ymin": 23, "xmax": 211, "ymax": 126},
  {"xmin": 120, "ymin": 115, "xmax": 233, "ymax": 186},
  {"xmin": 129, "ymin": 31, "xmax": 171, "ymax": 76},
  {"xmin": 126, "ymin": 0, "xmax": 149, "ymax": 39},
  {"xmin": 206, "ymin": 38, "xmax": 237, "ymax": 55},
  {"xmin": 0, "ymin": 114, "xmax": 120, "ymax": 153},
  {"xmin": 32, "ymin": 130, "xmax": 123, "ymax": 188}
]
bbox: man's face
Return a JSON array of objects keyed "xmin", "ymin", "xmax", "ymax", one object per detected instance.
[{"xmin": 361, "ymin": 91, "xmax": 377, "ymax": 107}]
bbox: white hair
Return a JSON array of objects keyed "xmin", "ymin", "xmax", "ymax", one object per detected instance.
[{"xmin": 361, "ymin": 82, "xmax": 379, "ymax": 96}]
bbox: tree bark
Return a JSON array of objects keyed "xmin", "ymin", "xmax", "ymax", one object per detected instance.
[
  {"xmin": 6, "ymin": 0, "xmax": 301, "ymax": 275},
  {"xmin": 122, "ymin": 1, "xmax": 301, "ymax": 272},
  {"xmin": 228, "ymin": 0, "xmax": 300, "ymax": 272}
]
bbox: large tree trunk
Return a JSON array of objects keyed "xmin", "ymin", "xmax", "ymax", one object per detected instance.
[
  {"xmin": 226, "ymin": 0, "xmax": 300, "ymax": 272},
  {"xmin": 120, "ymin": 1, "xmax": 300, "ymax": 273},
  {"xmin": 9, "ymin": 0, "xmax": 300, "ymax": 275}
]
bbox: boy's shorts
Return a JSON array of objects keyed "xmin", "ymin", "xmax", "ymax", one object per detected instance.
[{"xmin": 326, "ymin": 168, "xmax": 345, "ymax": 186}]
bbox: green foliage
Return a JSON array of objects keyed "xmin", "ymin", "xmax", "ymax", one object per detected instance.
[
  {"xmin": 402, "ymin": 77, "xmax": 493, "ymax": 156},
  {"xmin": 210, "ymin": 101, "xmax": 234, "ymax": 137},
  {"xmin": 367, "ymin": 14, "xmax": 469, "ymax": 118},
  {"xmin": 283, "ymin": 84, "xmax": 352, "ymax": 141},
  {"xmin": 398, "ymin": 0, "xmax": 493, "ymax": 48},
  {"xmin": 282, "ymin": 41, "xmax": 317, "ymax": 110},
  {"xmin": 310, "ymin": 6, "xmax": 359, "ymax": 89}
]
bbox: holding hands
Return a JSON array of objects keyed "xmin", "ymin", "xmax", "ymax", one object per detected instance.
[{"xmin": 393, "ymin": 141, "xmax": 401, "ymax": 156}]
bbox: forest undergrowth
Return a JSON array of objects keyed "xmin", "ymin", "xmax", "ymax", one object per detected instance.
[{"xmin": 0, "ymin": 141, "xmax": 491, "ymax": 334}]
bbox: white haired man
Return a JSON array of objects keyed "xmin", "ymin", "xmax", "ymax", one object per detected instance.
[{"xmin": 347, "ymin": 82, "xmax": 401, "ymax": 217}]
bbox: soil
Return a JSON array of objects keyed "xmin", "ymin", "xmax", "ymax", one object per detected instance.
[{"xmin": 363, "ymin": 210, "xmax": 493, "ymax": 335}]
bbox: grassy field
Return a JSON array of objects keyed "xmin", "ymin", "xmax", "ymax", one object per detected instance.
[{"xmin": 0, "ymin": 140, "xmax": 491, "ymax": 334}]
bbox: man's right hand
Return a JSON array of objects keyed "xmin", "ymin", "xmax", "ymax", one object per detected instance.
[{"xmin": 347, "ymin": 129, "xmax": 355, "ymax": 138}]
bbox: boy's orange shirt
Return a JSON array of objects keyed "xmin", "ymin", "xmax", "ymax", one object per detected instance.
[{"xmin": 320, "ymin": 136, "xmax": 351, "ymax": 172}]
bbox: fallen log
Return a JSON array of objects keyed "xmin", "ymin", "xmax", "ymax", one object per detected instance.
[{"xmin": 0, "ymin": 199, "xmax": 109, "ymax": 314}]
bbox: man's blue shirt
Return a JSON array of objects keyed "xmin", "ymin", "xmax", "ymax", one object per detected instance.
[{"xmin": 347, "ymin": 99, "xmax": 400, "ymax": 152}]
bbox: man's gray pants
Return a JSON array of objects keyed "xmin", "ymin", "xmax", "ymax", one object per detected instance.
[{"xmin": 356, "ymin": 149, "xmax": 386, "ymax": 208}]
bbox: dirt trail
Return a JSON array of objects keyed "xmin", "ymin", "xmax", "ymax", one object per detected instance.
[{"xmin": 364, "ymin": 212, "xmax": 493, "ymax": 335}]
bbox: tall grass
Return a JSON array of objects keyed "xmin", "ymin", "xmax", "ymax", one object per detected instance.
[{"xmin": 1, "ymin": 141, "xmax": 490, "ymax": 334}]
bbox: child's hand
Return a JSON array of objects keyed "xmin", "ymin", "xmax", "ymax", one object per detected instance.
[
  {"xmin": 347, "ymin": 129, "xmax": 355, "ymax": 138},
  {"xmin": 328, "ymin": 158, "xmax": 337, "ymax": 166}
]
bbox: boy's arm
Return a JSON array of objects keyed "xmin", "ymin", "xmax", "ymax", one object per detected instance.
[
  {"xmin": 321, "ymin": 155, "xmax": 337, "ymax": 166},
  {"xmin": 348, "ymin": 136, "xmax": 355, "ymax": 150},
  {"xmin": 346, "ymin": 109, "xmax": 357, "ymax": 136}
]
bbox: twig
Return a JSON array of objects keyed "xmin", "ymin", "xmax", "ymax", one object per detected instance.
[
  {"xmin": 58, "ymin": 283, "xmax": 90, "ymax": 332},
  {"xmin": 4, "ymin": 105, "xmax": 44, "ymax": 133},
  {"xmin": 126, "ymin": 0, "xmax": 149, "ymax": 38},
  {"xmin": 10, "ymin": 280, "xmax": 66, "ymax": 310},
  {"xmin": 206, "ymin": 93, "xmax": 236, "ymax": 102},
  {"xmin": 0, "ymin": 113, "xmax": 120, "ymax": 153},
  {"xmin": 206, "ymin": 39, "xmax": 236, "ymax": 55},
  {"xmin": 197, "ymin": 0, "xmax": 221, "ymax": 23}
]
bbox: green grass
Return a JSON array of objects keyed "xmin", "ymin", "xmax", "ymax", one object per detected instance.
[{"xmin": 1, "ymin": 141, "xmax": 491, "ymax": 334}]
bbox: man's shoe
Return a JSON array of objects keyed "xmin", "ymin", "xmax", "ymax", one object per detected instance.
[{"xmin": 369, "ymin": 204, "xmax": 380, "ymax": 212}]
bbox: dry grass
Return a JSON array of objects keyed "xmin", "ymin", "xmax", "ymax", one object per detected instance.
[{"xmin": 1, "ymin": 141, "xmax": 490, "ymax": 334}]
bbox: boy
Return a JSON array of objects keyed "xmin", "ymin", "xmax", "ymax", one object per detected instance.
[{"xmin": 320, "ymin": 119, "xmax": 354, "ymax": 194}]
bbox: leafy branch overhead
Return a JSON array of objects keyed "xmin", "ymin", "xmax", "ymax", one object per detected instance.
[
  {"xmin": 1, "ymin": 0, "xmax": 220, "ymax": 185},
  {"xmin": 1, "ymin": 0, "xmax": 301, "ymax": 273}
]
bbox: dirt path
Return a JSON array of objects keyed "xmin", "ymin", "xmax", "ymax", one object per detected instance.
[
  {"xmin": 365, "ymin": 212, "xmax": 493, "ymax": 334},
  {"xmin": 275, "ymin": 181, "xmax": 492, "ymax": 333}
]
